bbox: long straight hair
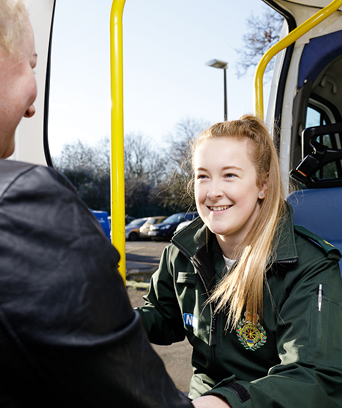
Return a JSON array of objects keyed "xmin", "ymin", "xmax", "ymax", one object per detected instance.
[{"xmin": 192, "ymin": 115, "xmax": 286, "ymax": 330}]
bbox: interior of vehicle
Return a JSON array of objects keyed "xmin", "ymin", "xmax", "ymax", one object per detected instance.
[
  {"xmin": 285, "ymin": 25, "xmax": 342, "ymax": 262},
  {"xmin": 291, "ymin": 29, "xmax": 342, "ymax": 187}
]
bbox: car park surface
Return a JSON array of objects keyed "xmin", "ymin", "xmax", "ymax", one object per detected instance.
[{"xmin": 125, "ymin": 241, "xmax": 192, "ymax": 393}]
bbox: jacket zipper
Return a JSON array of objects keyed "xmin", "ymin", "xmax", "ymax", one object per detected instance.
[
  {"xmin": 171, "ymin": 242, "xmax": 218, "ymax": 363},
  {"xmin": 191, "ymin": 256, "xmax": 218, "ymax": 364},
  {"xmin": 210, "ymin": 314, "xmax": 217, "ymax": 364}
]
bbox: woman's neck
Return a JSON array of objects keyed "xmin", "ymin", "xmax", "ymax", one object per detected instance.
[{"xmin": 216, "ymin": 234, "xmax": 244, "ymax": 259}]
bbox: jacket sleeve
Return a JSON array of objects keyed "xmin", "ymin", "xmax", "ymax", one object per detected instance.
[
  {"xmin": 137, "ymin": 246, "xmax": 186, "ymax": 345},
  {"xmin": 203, "ymin": 253, "xmax": 342, "ymax": 408},
  {"xmin": 0, "ymin": 163, "xmax": 192, "ymax": 408}
]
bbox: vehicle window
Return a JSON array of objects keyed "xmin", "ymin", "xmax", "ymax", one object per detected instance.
[
  {"xmin": 306, "ymin": 106, "xmax": 328, "ymax": 128},
  {"xmin": 163, "ymin": 214, "xmax": 184, "ymax": 224},
  {"xmin": 127, "ymin": 219, "xmax": 145, "ymax": 227},
  {"xmin": 305, "ymin": 104, "xmax": 342, "ymax": 181}
]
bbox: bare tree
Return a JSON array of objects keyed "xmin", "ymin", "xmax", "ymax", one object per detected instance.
[
  {"xmin": 94, "ymin": 137, "xmax": 110, "ymax": 175},
  {"xmin": 54, "ymin": 137, "xmax": 110, "ymax": 175},
  {"xmin": 158, "ymin": 118, "xmax": 210, "ymax": 211},
  {"xmin": 53, "ymin": 120, "xmax": 210, "ymax": 217},
  {"xmin": 236, "ymin": 9, "xmax": 284, "ymax": 78},
  {"xmin": 54, "ymin": 138, "xmax": 111, "ymax": 212},
  {"xmin": 124, "ymin": 133, "xmax": 168, "ymax": 211},
  {"xmin": 54, "ymin": 140, "xmax": 95, "ymax": 172}
]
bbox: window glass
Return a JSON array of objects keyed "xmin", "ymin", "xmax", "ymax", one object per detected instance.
[
  {"xmin": 306, "ymin": 106, "xmax": 321, "ymax": 128},
  {"xmin": 305, "ymin": 105, "xmax": 342, "ymax": 181}
]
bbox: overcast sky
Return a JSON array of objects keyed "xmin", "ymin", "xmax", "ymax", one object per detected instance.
[{"xmin": 48, "ymin": 0, "xmax": 271, "ymax": 156}]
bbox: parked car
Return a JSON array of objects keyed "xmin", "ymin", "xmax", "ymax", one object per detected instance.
[
  {"xmin": 125, "ymin": 215, "xmax": 135, "ymax": 225},
  {"xmin": 149, "ymin": 212, "xmax": 198, "ymax": 241},
  {"xmin": 125, "ymin": 217, "xmax": 148, "ymax": 241},
  {"xmin": 139, "ymin": 216, "xmax": 167, "ymax": 238}
]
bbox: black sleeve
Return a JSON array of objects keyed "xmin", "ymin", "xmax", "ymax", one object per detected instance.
[{"xmin": 0, "ymin": 161, "xmax": 192, "ymax": 408}]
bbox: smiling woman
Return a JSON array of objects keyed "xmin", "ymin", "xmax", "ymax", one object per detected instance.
[
  {"xmin": 136, "ymin": 114, "xmax": 342, "ymax": 408},
  {"xmin": 191, "ymin": 116, "xmax": 283, "ymax": 330}
]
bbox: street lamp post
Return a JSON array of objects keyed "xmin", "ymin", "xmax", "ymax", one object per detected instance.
[{"xmin": 205, "ymin": 59, "xmax": 228, "ymax": 121}]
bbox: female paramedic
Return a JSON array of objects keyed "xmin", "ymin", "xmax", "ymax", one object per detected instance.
[
  {"xmin": 137, "ymin": 115, "xmax": 342, "ymax": 408},
  {"xmin": 0, "ymin": 1, "xmax": 193, "ymax": 407}
]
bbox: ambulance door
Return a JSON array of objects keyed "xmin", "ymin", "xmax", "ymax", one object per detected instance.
[{"xmin": 264, "ymin": 0, "xmax": 342, "ymax": 190}]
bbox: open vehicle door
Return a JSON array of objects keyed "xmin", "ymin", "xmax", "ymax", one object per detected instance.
[{"xmin": 264, "ymin": 0, "xmax": 342, "ymax": 259}]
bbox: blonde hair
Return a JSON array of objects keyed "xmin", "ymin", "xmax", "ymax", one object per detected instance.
[
  {"xmin": 192, "ymin": 115, "xmax": 286, "ymax": 330},
  {"xmin": 0, "ymin": 0, "xmax": 28, "ymax": 55}
]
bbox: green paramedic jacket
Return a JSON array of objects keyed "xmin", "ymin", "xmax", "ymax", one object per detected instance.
[{"xmin": 137, "ymin": 206, "xmax": 342, "ymax": 407}]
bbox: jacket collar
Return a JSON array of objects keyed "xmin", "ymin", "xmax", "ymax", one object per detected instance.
[{"xmin": 171, "ymin": 203, "xmax": 298, "ymax": 264}]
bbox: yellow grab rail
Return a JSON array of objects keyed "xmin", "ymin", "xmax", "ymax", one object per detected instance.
[
  {"xmin": 254, "ymin": 0, "xmax": 342, "ymax": 119},
  {"xmin": 110, "ymin": 0, "xmax": 126, "ymax": 283}
]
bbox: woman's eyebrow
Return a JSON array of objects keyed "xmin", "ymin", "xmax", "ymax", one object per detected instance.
[
  {"xmin": 196, "ymin": 166, "xmax": 243, "ymax": 172},
  {"xmin": 222, "ymin": 166, "xmax": 243, "ymax": 171}
]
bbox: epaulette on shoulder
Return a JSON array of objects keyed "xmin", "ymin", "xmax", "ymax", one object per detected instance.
[{"xmin": 294, "ymin": 225, "xmax": 341, "ymax": 262}]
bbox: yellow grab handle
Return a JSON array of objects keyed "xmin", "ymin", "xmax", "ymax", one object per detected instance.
[
  {"xmin": 254, "ymin": 0, "xmax": 342, "ymax": 120},
  {"xmin": 110, "ymin": 0, "xmax": 126, "ymax": 283}
]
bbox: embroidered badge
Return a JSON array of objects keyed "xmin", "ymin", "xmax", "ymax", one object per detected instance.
[{"xmin": 236, "ymin": 312, "xmax": 267, "ymax": 351}]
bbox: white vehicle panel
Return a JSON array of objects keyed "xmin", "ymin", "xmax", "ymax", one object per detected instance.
[{"xmin": 9, "ymin": 0, "xmax": 55, "ymax": 166}]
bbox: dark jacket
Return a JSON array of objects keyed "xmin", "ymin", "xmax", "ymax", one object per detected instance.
[
  {"xmin": 0, "ymin": 159, "xmax": 192, "ymax": 408},
  {"xmin": 138, "ymin": 207, "xmax": 342, "ymax": 407}
]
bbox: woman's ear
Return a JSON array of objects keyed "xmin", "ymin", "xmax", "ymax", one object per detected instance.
[{"xmin": 258, "ymin": 174, "xmax": 268, "ymax": 200}]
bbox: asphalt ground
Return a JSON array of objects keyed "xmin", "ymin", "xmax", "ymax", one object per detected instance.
[
  {"xmin": 126, "ymin": 240, "xmax": 167, "ymax": 279},
  {"xmin": 125, "ymin": 240, "xmax": 193, "ymax": 393}
]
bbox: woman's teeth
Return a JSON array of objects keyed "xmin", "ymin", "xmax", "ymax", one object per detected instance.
[{"xmin": 209, "ymin": 206, "xmax": 229, "ymax": 211}]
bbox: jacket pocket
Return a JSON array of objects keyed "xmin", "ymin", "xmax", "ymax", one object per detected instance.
[
  {"xmin": 307, "ymin": 295, "xmax": 342, "ymax": 369},
  {"xmin": 177, "ymin": 271, "xmax": 197, "ymax": 285}
]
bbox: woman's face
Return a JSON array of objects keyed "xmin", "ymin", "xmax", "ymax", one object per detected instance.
[
  {"xmin": 194, "ymin": 137, "xmax": 266, "ymax": 254},
  {"xmin": 0, "ymin": 17, "xmax": 37, "ymax": 159}
]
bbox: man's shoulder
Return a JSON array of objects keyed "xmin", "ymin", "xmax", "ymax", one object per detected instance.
[
  {"xmin": 0, "ymin": 159, "xmax": 36, "ymax": 191},
  {"xmin": 0, "ymin": 159, "xmax": 75, "ymax": 198}
]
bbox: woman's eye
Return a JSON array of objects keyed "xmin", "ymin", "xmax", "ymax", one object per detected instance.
[
  {"xmin": 197, "ymin": 174, "xmax": 207, "ymax": 179},
  {"xmin": 224, "ymin": 173, "xmax": 236, "ymax": 178}
]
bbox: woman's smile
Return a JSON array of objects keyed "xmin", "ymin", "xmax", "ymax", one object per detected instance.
[{"xmin": 207, "ymin": 205, "xmax": 231, "ymax": 212}]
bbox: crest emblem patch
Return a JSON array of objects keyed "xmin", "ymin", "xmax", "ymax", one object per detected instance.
[{"xmin": 236, "ymin": 312, "xmax": 267, "ymax": 351}]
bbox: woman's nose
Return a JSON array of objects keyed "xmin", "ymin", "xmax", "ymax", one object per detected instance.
[
  {"xmin": 24, "ymin": 104, "xmax": 36, "ymax": 118},
  {"xmin": 207, "ymin": 185, "xmax": 224, "ymax": 201}
]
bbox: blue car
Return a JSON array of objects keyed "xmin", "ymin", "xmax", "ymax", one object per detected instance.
[{"xmin": 149, "ymin": 212, "xmax": 198, "ymax": 241}]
